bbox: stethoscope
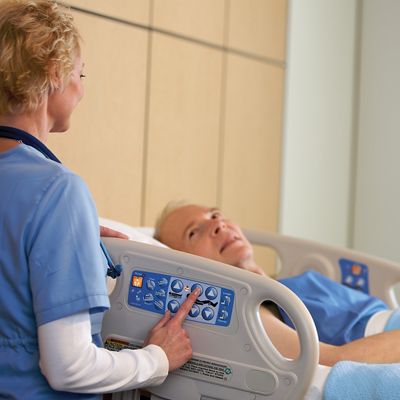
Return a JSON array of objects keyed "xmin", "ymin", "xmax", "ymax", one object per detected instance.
[{"xmin": 0, "ymin": 125, "xmax": 123, "ymax": 279}]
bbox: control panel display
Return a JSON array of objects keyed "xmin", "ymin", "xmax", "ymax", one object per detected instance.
[
  {"xmin": 339, "ymin": 258, "xmax": 369, "ymax": 294},
  {"xmin": 128, "ymin": 270, "xmax": 235, "ymax": 327}
]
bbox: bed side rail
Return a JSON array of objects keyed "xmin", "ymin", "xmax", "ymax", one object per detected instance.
[
  {"xmin": 243, "ymin": 229, "xmax": 400, "ymax": 308},
  {"xmin": 102, "ymin": 238, "xmax": 319, "ymax": 400}
]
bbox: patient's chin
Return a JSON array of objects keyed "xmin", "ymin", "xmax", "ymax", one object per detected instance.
[{"xmin": 222, "ymin": 246, "xmax": 253, "ymax": 270}]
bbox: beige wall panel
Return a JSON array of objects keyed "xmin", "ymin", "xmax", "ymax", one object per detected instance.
[
  {"xmin": 153, "ymin": 0, "xmax": 225, "ymax": 45},
  {"xmin": 47, "ymin": 12, "xmax": 148, "ymax": 225},
  {"xmin": 63, "ymin": 0, "xmax": 150, "ymax": 25},
  {"xmin": 144, "ymin": 33, "xmax": 223, "ymax": 225},
  {"xmin": 221, "ymin": 54, "xmax": 284, "ymax": 274},
  {"xmin": 228, "ymin": 0, "xmax": 287, "ymax": 61}
]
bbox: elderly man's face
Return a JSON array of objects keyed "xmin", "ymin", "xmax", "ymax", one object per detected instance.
[{"xmin": 158, "ymin": 205, "xmax": 254, "ymax": 269}]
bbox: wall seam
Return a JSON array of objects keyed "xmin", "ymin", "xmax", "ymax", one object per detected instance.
[
  {"xmin": 140, "ymin": 0, "xmax": 154, "ymax": 226},
  {"xmin": 347, "ymin": 0, "xmax": 363, "ymax": 248},
  {"xmin": 278, "ymin": 0, "xmax": 292, "ymax": 235},
  {"xmin": 216, "ymin": 0, "xmax": 230, "ymax": 208}
]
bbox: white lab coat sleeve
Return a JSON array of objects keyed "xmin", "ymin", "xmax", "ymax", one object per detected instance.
[{"xmin": 38, "ymin": 311, "xmax": 169, "ymax": 393}]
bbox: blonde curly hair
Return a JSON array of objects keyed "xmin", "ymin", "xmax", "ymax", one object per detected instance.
[{"xmin": 0, "ymin": 0, "xmax": 81, "ymax": 115}]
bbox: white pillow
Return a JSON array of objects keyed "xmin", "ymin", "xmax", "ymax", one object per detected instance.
[{"xmin": 99, "ymin": 217, "xmax": 167, "ymax": 248}]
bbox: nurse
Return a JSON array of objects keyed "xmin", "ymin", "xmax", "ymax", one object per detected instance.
[{"xmin": 0, "ymin": 1, "xmax": 198, "ymax": 398}]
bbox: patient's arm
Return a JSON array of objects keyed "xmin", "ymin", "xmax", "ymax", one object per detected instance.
[
  {"xmin": 325, "ymin": 330, "xmax": 400, "ymax": 365},
  {"xmin": 260, "ymin": 306, "xmax": 400, "ymax": 366}
]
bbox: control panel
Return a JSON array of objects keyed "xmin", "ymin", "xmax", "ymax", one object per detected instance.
[
  {"xmin": 128, "ymin": 270, "xmax": 235, "ymax": 327},
  {"xmin": 339, "ymin": 258, "xmax": 369, "ymax": 294}
]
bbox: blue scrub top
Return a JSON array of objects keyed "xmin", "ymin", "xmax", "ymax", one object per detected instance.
[
  {"xmin": 0, "ymin": 144, "xmax": 110, "ymax": 399},
  {"xmin": 279, "ymin": 270, "xmax": 388, "ymax": 345}
]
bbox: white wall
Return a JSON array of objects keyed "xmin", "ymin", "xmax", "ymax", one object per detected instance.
[
  {"xmin": 353, "ymin": 0, "xmax": 400, "ymax": 262},
  {"xmin": 280, "ymin": 0, "xmax": 358, "ymax": 246}
]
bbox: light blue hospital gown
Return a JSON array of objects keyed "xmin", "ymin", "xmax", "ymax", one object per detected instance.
[
  {"xmin": 0, "ymin": 144, "xmax": 110, "ymax": 399},
  {"xmin": 279, "ymin": 270, "xmax": 388, "ymax": 345}
]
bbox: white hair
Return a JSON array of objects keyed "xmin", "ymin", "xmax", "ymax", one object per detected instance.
[{"xmin": 153, "ymin": 199, "xmax": 192, "ymax": 241}]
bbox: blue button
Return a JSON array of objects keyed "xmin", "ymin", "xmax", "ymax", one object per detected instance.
[
  {"xmin": 158, "ymin": 277, "xmax": 169, "ymax": 287},
  {"xmin": 205, "ymin": 286, "xmax": 218, "ymax": 300},
  {"xmin": 171, "ymin": 279, "xmax": 184, "ymax": 293},
  {"xmin": 191, "ymin": 283, "xmax": 203, "ymax": 295},
  {"xmin": 168, "ymin": 300, "xmax": 180, "ymax": 313},
  {"xmin": 219, "ymin": 309, "xmax": 229, "ymax": 321},
  {"xmin": 189, "ymin": 304, "xmax": 201, "ymax": 318},
  {"xmin": 202, "ymin": 307, "xmax": 214, "ymax": 321},
  {"xmin": 155, "ymin": 289, "xmax": 166, "ymax": 298},
  {"xmin": 356, "ymin": 278, "xmax": 366, "ymax": 287},
  {"xmin": 146, "ymin": 279, "xmax": 156, "ymax": 290},
  {"xmin": 144, "ymin": 293, "xmax": 154, "ymax": 303},
  {"xmin": 344, "ymin": 276, "xmax": 354, "ymax": 285},
  {"xmin": 154, "ymin": 299, "xmax": 164, "ymax": 310}
]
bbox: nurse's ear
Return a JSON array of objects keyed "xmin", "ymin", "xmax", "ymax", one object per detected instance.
[{"xmin": 47, "ymin": 61, "xmax": 63, "ymax": 93}]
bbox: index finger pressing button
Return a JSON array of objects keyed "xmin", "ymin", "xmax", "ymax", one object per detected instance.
[{"xmin": 173, "ymin": 288, "xmax": 201, "ymax": 323}]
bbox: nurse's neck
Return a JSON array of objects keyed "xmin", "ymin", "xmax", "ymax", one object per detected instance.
[{"xmin": 0, "ymin": 104, "xmax": 49, "ymax": 144}]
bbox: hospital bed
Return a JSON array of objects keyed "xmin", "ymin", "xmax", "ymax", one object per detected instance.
[{"xmin": 100, "ymin": 219, "xmax": 400, "ymax": 399}]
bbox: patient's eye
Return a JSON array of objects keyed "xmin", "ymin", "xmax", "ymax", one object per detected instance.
[{"xmin": 210, "ymin": 211, "xmax": 222, "ymax": 219}]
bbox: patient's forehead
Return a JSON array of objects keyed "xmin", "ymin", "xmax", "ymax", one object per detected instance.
[{"xmin": 159, "ymin": 204, "xmax": 210, "ymax": 247}]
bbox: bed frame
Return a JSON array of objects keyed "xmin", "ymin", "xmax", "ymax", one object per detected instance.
[{"xmin": 101, "ymin": 228, "xmax": 400, "ymax": 399}]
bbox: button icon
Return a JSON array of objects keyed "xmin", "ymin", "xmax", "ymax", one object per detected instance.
[
  {"xmin": 144, "ymin": 293, "xmax": 154, "ymax": 303},
  {"xmin": 154, "ymin": 299, "xmax": 164, "ymax": 310},
  {"xmin": 344, "ymin": 276, "xmax": 354, "ymax": 285},
  {"xmin": 189, "ymin": 304, "xmax": 200, "ymax": 318},
  {"xmin": 202, "ymin": 307, "xmax": 214, "ymax": 321},
  {"xmin": 158, "ymin": 277, "xmax": 169, "ymax": 287},
  {"xmin": 191, "ymin": 283, "xmax": 203, "ymax": 295},
  {"xmin": 146, "ymin": 279, "xmax": 156, "ymax": 290},
  {"xmin": 221, "ymin": 295, "xmax": 231, "ymax": 306},
  {"xmin": 171, "ymin": 279, "xmax": 184, "ymax": 293},
  {"xmin": 205, "ymin": 286, "xmax": 218, "ymax": 300},
  {"xmin": 356, "ymin": 278, "xmax": 365, "ymax": 287},
  {"xmin": 155, "ymin": 289, "xmax": 166, "ymax": 298},
  {"xmin": 168, "ymin": 300, "xmax": 180, "ymax": 313},
  {"xmin": 219, "ymin": 309, "xmax": 229, "ymax": 321}
]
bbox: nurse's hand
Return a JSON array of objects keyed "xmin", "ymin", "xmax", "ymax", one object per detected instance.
[
  {"xmin": 100, "ymin": 225, "xmax": 129, "ymax": 239},
  {"xmin": 144, "ymin": 288, "xmax": 200, "ymax": 371}
]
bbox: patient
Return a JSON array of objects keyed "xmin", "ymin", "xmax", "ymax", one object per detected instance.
[{"xmin": 154, "ymin": 201, "xmax": 400, "ymax": 366}]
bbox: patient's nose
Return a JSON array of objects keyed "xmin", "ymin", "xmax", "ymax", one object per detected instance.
[{"xmin": 211, "ymin": 219, "xmax": 226, "ymax": 236}]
